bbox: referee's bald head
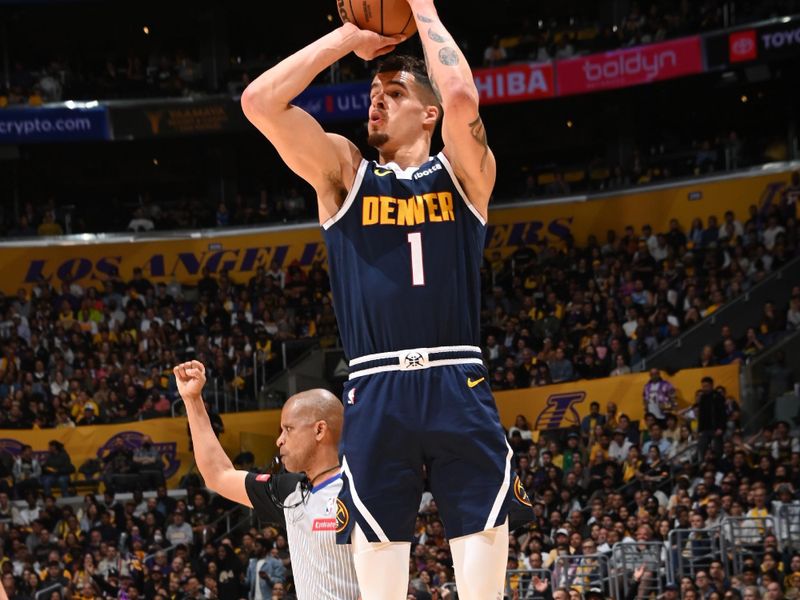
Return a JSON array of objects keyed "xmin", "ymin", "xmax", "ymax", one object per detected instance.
[{"xmin": 284, "ymin": 388, "xmax": 343, "ymax": 443}]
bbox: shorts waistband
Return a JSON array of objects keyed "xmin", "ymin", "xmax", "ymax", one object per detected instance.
[{"xmin": 348, "ymin": 345, "xmax": 484, "ymax": 380}]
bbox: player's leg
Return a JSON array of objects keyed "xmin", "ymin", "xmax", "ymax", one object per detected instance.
[
  {"xmin": 450, "ymin": 519, "xmax": 509, "ymax": 600},
  {"xmin": 336, "ymin": 374, "xmax": 424, "ymax": 599},
  {"xmin": 351, "ymin": 524, "xmax": 411, "ymax": 600},
  {"xmin": 423, "ymin": 365, "xmax": 531, "ymax": 598}
]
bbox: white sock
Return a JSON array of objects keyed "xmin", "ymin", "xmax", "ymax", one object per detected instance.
[
  {"xmin": 449, "ymin": 520, "xmax": 509, "ymax": 600},
  {"xmin": 351, "ymin": 524, "xmax": 411, "ymax": 600}
]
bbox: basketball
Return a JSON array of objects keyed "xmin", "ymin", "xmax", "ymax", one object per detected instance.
[{"xmin": 336, "ymin": 0, "xmax": 417, "ymax": 36}]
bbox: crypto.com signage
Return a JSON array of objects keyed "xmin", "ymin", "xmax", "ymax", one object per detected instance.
[{"xmin": 556, "ymin": 36, "xmax": 704, "ymax": 96}]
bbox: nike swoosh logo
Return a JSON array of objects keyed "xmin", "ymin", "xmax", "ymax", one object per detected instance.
[
  {"xmin": 374, "ymin": 168, "xmax": 392, "ymax": 177},
  {"xmin": 467, "ymin": 377, "xmax": 485, "ymax": 388}
]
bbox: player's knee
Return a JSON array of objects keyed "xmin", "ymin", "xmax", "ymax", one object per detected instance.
[
  {"xmin": 451, "ymin": 524, "xmax": 508, "ymax": 600},
  {"xmin": 350, "ymin": 525, "xmax": 410, "ymax": 600}
]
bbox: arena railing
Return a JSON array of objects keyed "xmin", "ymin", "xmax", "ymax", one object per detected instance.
[
  {"xmin": 34, "ymin": 582, "xmax": 65, "ymax": 600},
  {"xmin": 612, "ymin": 541, "xmax": 667, "ymax": 598},
  {"xmin": 721, "ymin": 515, "xmax": 777, "ymax": 575},
  {"xmin": 740, "ymin": 327, "xmax": 800, "ymax": 431},
  {"xmin": 777, "ymin": 503, "xmax": 800, "ymax": 551},
  {"xmin": 666, "ymin": 526, "xmax": 725, "ymax": 583},
  {"xmin": 505, "ymin": 568, "xmax": 554, "ymax": 599},
  {"xmin": 553, "ymin": 553, "xmax": 618, "ymax": 598}
]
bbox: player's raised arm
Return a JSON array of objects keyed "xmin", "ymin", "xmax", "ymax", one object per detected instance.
[
  {"xmin": 240, "ymin": 24, "xmax": 404, "ymax": 222},
  {"xmin": 174, "ymin": 361, "xmax": 253, "ymax": 507},
  {"xmin": 408, "ymin": 0, "xmax": 496, "ymax": 216}
]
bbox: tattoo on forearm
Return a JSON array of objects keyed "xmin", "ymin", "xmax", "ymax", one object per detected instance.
[
  {"xmin": 417, "ymin": 13, "xmax": 434, "ymax": 23},
  {"xmin": 469, "ymin": 116, "xmax": 490, "ymax": 173},
  {"xmin": 427, "ymin": 28, "xmax": 448, "ymax": 43},
  {"xmin": 438, "ymin": 47, "xmax": 460, "ymax": 66}
]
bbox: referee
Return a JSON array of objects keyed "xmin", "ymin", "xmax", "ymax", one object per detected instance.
[{"xmin": 174, "ymin": 360, "xmax": 359, "ymax": 600}]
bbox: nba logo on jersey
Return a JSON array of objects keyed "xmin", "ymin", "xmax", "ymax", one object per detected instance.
[{"xmin": 347, "ymin": 388, "xmax": 356, "ymax": 405}]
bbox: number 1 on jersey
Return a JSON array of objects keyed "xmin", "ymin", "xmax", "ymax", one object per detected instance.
[{"xmin": 407, "ymin": 232, "xmax": 426, "ymax": 286}]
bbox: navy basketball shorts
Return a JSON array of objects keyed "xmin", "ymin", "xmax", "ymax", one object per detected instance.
[{"xmin": 335, "ymin": 352, "xmax": 531, "ymax": 544}]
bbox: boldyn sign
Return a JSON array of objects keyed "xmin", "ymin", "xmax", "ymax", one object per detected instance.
[{"xmin": 557, "ymin": 36, "xmax": 704, "ymax": 95}]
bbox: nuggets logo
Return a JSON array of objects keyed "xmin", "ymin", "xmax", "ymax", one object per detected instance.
[
  {"xmin": 404, "ymin": 352, "xmax": 424, "ymax": 368},
  {"xmin": 534, "ymin": 392, "xmax": 586, "ymax": 430},
  {"xmin": 513, "ymin": 476, "xmax": 532, "ymax": 507},
  {"xmin": 335, "ymin": 499, "xmax": 350, "ymax": 534}
]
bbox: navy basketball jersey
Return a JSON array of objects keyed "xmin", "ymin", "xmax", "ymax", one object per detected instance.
[{"xmin": 322, "ymin": 152, "xmax": 486, "ymax": 359}]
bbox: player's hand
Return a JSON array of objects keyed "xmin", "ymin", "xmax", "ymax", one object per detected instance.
[
  {"xmin": 342, "ymin": 22, "xmax": 406, "ymax": 61},
  {"xmin": 173, "ymin": 360, "xmax": 207, "ymax": 404}
]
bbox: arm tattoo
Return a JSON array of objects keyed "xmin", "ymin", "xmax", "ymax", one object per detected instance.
[
  {"xmin": 416, "ymin": 13, "xmax": 434, "ymax": 23},
  {"xmin": 427, "ymin": 28, "xmax": 448, "ymax": 43},
  {"xmin": 438, "ymin": 47, "xmax": 460, "ymax": 66},
  {"xmin": 469, "ymin": 116, "xmax": 490, "ymax": 173}
]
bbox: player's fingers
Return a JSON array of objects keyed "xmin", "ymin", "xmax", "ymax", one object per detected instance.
[
  {"xmin": 373, "ymin": 45, "xmax": 397, "ymax": 59},
  {"xmin": 386, "ymin": 33, "xmax": 406, "ymax": 44},
  {"xmin": 191, "ymin": 360, "xmax": 205, "ymax": 375}
]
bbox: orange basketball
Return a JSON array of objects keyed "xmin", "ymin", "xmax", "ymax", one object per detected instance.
[{"xmin": 336, "ymin": 0, "xmax": 417, "ymax": 36}]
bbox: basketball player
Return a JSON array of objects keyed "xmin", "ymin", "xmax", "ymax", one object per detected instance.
[
  {"xmin": 173, "ymin": 360, "xmax": 359, "ymax": 599},
  {"xmin": 240, "ymin": 1, "xmax": 531, "ymax": 598}
]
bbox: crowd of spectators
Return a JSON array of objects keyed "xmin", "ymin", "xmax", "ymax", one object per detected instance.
[
  {"xmin": 525, "ymin": 130, "xmax": 751, "ymax": 200},
  {"xmin": 484, "ymin": 0, "xmax": 800, "ymax": 67},
  {"xmin": 497, "ymin": 385, "xmax": 800, "ymax": 600},
  {"xmin": 0, "ymin": 50, "xmax": 207, "ymax": 108},
  {"xmin": 0, "ymin": 251, "xmax": 337, "ymax": 434},
  {"xmin": 482, "ymin": 181, "xmax": 800, "ymax": 391},
  {"xmin": 0, "ymin": 181, "xmax": 798, "ymax": 599},
  {"xmin": 0, "ymin": 480, "xmax": 297, "ymax": 600},
  {"xmin": 0, "ymin": 188, "xmax": 314, "ymax": 238},
  {"xmin": 0, "ymin": 178, "xmax": 798, "ymax": 428},
  {"xmin": 3, "ymin": 0, "xmax": 800, "ymax": 108},
  {"xmin": 1, "ymin": 379, "xmax": 798, "ymax": 599}
]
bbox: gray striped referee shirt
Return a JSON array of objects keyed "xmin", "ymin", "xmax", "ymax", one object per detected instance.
[{"xmin": 245, "ymin": 472, "xmax": 359, "ymax": 599}]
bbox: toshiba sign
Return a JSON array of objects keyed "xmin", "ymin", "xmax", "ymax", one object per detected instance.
[
  {"xmin": 473, "ymin": 63, "xmax": 555, "ymax": 105},
  {"xmin": 557, "ymin": 36, "xmax": 704, "ymax": 96}
]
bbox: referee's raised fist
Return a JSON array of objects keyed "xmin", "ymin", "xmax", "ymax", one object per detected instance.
[{"xmin": 173, "ymin": 360, "xmax": 207, "ymax": 402}]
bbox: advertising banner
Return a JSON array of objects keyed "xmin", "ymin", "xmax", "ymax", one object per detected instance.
[
  {"xmin": 293, "ymin": 81, "xmax": 371, "ymax": 122},
  {"xmin": 705, "ymin": 17, "xmax": 800, "ymax": 68},
  {"xmin": 291, "ymin": 62, "xmax": 556, "ymax": 120},
  {"xmin": 0, "ymin": 106, "xmax": 110, "ymax": 144},
  {"xmin": 494, "ymin": 364, "xmax": 739, "ymax": 431},
  {"xmin": 0, "ymin": 168, "xmax": 791, "ymax": 294},
  {"xmin": 0, "ymin": 411, "xmax": 280, "ymax": 489},
  {"xmin": 557, "ymin": 36, "xmax": 704, "ymax": 96},
  {"xmin": 109, "ymin": 97, "xmax": 250, "ymax": 139},
  {"xmin": 473, "ymin": 62, "xmax": 556, "ymax": 105}
]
